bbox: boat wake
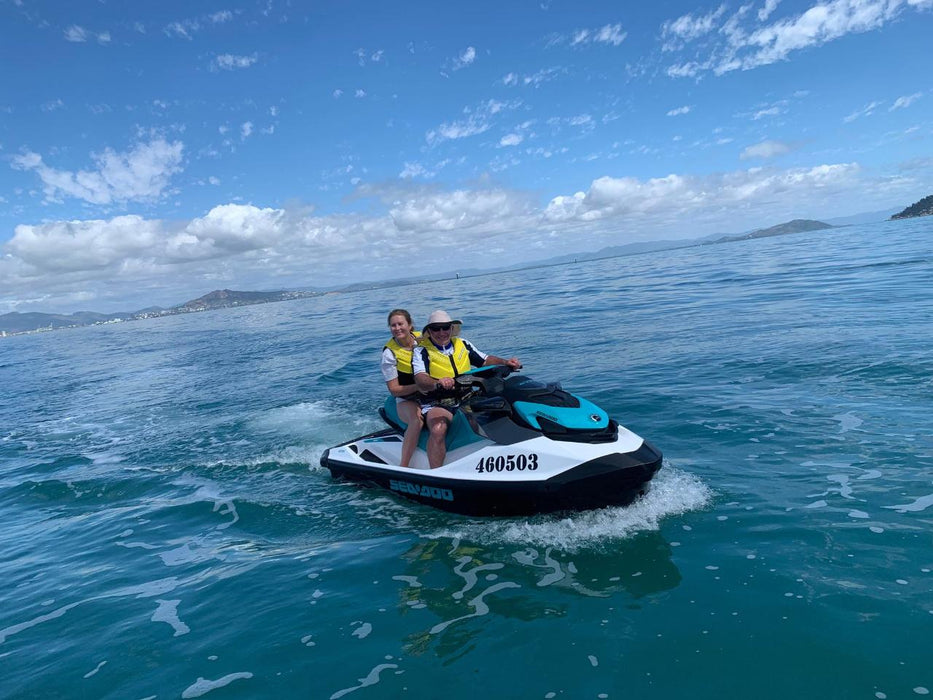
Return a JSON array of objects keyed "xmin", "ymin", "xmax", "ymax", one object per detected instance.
[{"xmin": 428, "ymin": 465, "xmax": 711, "ymax": 552}]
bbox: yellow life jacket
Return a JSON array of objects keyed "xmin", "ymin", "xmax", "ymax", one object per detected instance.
[
  {"xmin": 384, "ymin": 332, "xmax": 421, "ymax": 385},
  {"xmin": 418, "ymin": 336, "xmax": 472, "ymax": 378}
]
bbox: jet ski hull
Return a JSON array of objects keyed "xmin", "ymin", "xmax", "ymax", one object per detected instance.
[{"xmin": 320, "ymin": 430, "xmax": 662, "ymax": 517}]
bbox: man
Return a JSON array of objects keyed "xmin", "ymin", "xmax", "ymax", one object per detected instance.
[{"xmin": 412, "ymin": 310, "xmax": 521, "ymax": 468}]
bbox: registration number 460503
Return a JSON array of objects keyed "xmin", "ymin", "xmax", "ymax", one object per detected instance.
[{"xmin": 475, "ymin": 454, "xmax": 538, "ymax": 473}]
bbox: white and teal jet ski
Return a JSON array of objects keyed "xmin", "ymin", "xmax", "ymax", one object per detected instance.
[{"xmin": 320, "ymin": 366, "xmax": 662, "ymax": 516}]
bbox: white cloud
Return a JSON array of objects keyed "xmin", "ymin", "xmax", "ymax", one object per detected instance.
[
  {"xmin": 389, "ymin": 189, "xmax": 530, "ymax": 232},
  {"xmin": 890, "ymin": 92, "xmax": 922, "ymax": 110},
  {"xmin": 162, "ymin": 11, "xmax": 236, "ymax": 40},
  {"xmin": 10, "ymin": 138, "xmax": 184, "ymax": 205},
  {"xmin": 178, "ymin": 204, "xmax": 285, "ymax": 257},
  {"xmin": 426, "ymin": 100, "xmax": 520, "ymax": 145},
  {"xmin": 400, "ymin": 162, "xmax": 429, "ymax": 178},
  {"xmin": 241, "ymin": 122, "xmax": 253, "ymax": 139},
  {"xmin": 213, "ymin": 53, "xmax": 258, "ymax": 70},
  {"xmin": 544, "ymin": 162, "xmax": 860, "ymax": 222},
  {"xmin": 564, "ymin": 23, "xmax": 628, "ymax": 47},
  {"xmin": 736, "ymin": 0, "xmax": 901, "ymax": 72},
  {"xmin": 664, "ymin": 0, "xmax": 925, "ymax": 76},
  {"xmin": 355, "ymin": 48, "xmax": 385, "ymax": 66},
  {"xmin": 499, "ymin": 133, "xmax": 524, "ymax": 147},
  {"xmin": 667, "ymin": 105, "xmax": 692, "ymax": 116},
  {"xmin": 399, "ymin": 159, "xmax": 450, "ymax": 179},
  {"xmin": 427, "ymin": 117, "xmax": 490, "ymax": 144},
  {"xmin": 661, "ymin": 7, "xmax": 726, "ymax": 50},
  {"xmin": 759, "ymin": 0, "xmax": 782, "ymax": 21},
  {"xmin": 844, "ymin": 100, "xmax": 883, "ymax": 122},
  {"xmin": 666, "ymin": 61, "xmax": 705, "ymax": 78},
  {"xmin": 502, "ymin": 67, "xmax": 563, "ymax": 87},
  {"xmin": 740, "ymin": 139, "xmax": 793, "ymax": 159},
  {"xmin": 64, "ymin": 25, "xmax": 89, "ymax": 42},
  {"xmin": 453, "ymin": 46, "xmax": 477, "ymax": 70},
  {"xmin": 8, "ymin": 215, "xmax": 163, "ymax": 273},
  {"xmin": 753, "ymin": 106, "xmax": 782, "ymax": 119},
  {"xmin": 164, "ymin": 21, "xmax": 196, "ymax": 40}
]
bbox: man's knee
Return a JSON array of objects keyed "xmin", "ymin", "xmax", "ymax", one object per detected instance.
[{"xmin": 428, "ymin": 418, "xmax": 449, "ymax": 437}]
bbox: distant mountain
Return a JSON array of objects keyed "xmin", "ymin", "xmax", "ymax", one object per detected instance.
[
  {"xmin": 890, "ymin": 194, "xmax": 933, "ymax": 220},
  {"xmin": 0, "ymin": 288, "xmax": 318, "ymax": 335},
  {"xmin": 704, "ymin": 219, "xmax": 833, "ymax": 244},
  {"xmin": 0, "ymin": 310, "xmax": 133, "ymax": 333},
  {"xmin": 176, "ymin": 288, "xmax": 314, "ymax": 311}
]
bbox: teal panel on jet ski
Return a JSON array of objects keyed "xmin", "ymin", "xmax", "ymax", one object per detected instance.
[
  {"xmin": 382, "ymin": 397, "xmax": 483, "ymax": 453},
  {"xmin": 513, "ymin": 395, "xmax": 609, "ymax": 430}
]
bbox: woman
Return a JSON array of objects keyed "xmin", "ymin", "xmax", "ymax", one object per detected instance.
[{"xmin": 380, "ymin": 309, "xmax": 424, "ymax": 468}]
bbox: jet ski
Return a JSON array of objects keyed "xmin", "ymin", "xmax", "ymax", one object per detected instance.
[{"xmin": 320, "ymin": 366, "xmax": 662, "ymax": 516}]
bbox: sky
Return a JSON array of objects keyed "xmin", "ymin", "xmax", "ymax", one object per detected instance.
[{"xmin": 1, "ymin": 0, "xmax": 931, "ymax": 314}]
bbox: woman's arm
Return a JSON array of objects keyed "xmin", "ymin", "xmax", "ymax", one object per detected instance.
[{"xmin": 386, "ymin": 377, "xmax": 421, "ymax": 398}]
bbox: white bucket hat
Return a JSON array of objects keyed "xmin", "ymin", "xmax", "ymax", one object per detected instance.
[{"xmin": 422, "ymin": 309, "xmax": 462, "ymax": 336}]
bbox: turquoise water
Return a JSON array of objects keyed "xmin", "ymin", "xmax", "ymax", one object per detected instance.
[{"xmin": 2, "ymin": 219, "xmax": 931, "ymax": 699}]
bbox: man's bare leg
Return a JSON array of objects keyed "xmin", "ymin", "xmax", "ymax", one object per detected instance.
[{"xmin": 425, "ymin": 407, "xmax": 453, "ymax": 468}]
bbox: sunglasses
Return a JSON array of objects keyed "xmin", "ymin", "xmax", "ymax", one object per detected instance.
[{"xmin": 427, "ymin": 323, "xmax": 453, "ymax": 332}]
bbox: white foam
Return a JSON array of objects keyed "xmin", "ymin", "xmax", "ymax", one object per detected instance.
[
  {"xmin": 251, "ymin": 401, "xmax": 379, "ymax": 444},
  {"xmin": 0, "ymin": 601, "xmax": 82, "ymax": 644},
  {"xmin": 451, "ymin": 557, "xmax": 505, "ymax": 599},
  {"xmin": 351, "ymin": 622, "xmax": 372, "ymax": 639},
  {"xmin": 329, "ymin": 663, "xmax": 399, "ymax": 700},
  {"xmin": 430, "ymin": 581, "xmax": 521, "ymax": 634},
  {"xmin": 826, "ymin": 474, "xmax": 855, "ymax": 499},
  {"xmin": 430, "ymin": 466, "xmax": 711, "ymax": 552},
  {"xmin": 884, "ymin": 493, "xmax": 933, "ymax": 513},
  {"xmin": 152, "ymin": 599, "xmax": 190, "ymax": 637},
  {"xmin": 182, "ymin": 672, "xmax": 253, "ymax": 698},
  {"xmin": 83, "ymin": 661, "xmax": 106, "ymax": 678},
  {"xmin": 834, "ymin": 412, "xmax": 863, "ymax": 433},
  {"xmin": 391, "ymin": 575, "xmax": 422, "ymax": 588},
  {"xmin": 512, "ymin": 549, "xmax": 564, "ymax": 587}
]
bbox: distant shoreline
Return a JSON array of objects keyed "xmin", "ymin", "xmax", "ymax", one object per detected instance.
[{"xmin": 0, "ymin": 214, "xmax": 904, "ymax": 337}]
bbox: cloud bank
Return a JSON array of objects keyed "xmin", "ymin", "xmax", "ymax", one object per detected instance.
[{"xmin": 5, "ymin": 155, "xmax": 913, "ymax": 314}]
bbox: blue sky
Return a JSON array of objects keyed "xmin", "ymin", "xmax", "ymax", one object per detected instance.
[{"xmin": 1, "ymin": 0, "xmax": 931, "ymax": 313}]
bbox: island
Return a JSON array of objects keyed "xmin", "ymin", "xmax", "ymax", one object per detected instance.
[
  {"xmin": 705, "ymin": 218, "xmax": 833, "ymax": 244},
  {"xmin": 890, "ymin": 194, "xmax": 933, "ymax": 220}
]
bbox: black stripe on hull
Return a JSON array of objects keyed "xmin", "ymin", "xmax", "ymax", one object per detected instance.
[{"xmin": 320, "ymin": 441, "xmax": 662, "ymax": 517}]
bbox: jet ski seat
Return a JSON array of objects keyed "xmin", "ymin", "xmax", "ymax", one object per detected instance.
[{"xmin": 381, "ymin": 397, "xmax": 484, "ymax": 453}]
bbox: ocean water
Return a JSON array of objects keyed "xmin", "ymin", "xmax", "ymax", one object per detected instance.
[{"xmin": 1, "ymin": 219, "xmax": 931, "ymax": 700}]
